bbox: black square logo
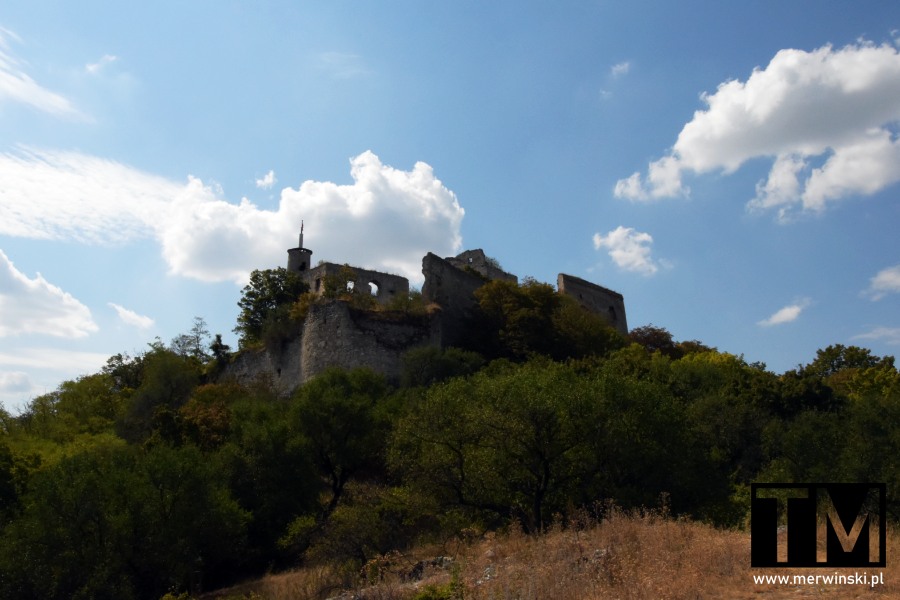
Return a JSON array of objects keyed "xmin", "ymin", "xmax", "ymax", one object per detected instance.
[{"xmin": 751, "ymin": 483, "xmax": 886, "ymax": 568}]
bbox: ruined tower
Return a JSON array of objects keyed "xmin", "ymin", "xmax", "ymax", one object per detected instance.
[{"xmin": 287, "ymin": 221, "xmax": 313, "ymax": 273}]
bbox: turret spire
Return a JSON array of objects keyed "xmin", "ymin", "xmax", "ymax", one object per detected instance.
[{"xmin": 299, "ymin": 220, "xmax": 304, "ymax": 249}]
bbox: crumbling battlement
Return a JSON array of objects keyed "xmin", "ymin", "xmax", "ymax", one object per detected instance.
[
  {"xmin": 444, "ymin": 249, "xmax": 518, "ymax": 283},
  {"xmin": 557, "ymin": 274, "xmax": 628, "ymax": 335},
  {"xmin": 302, "ymin": 262, "xmax": 409, "ymax": 306},
  {"xmin": 222, "ymin": 232, "xmax": 628, "ymax": 395}
]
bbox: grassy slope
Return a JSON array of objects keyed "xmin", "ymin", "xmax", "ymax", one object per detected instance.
[{"xmin": 204, "ymin": 509, "xmax": 900, "ymax": 600}]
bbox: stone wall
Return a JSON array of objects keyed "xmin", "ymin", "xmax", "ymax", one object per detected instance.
[
  {"xmin": 444, "ymin": 249, "xmax": 517, "ymax": 283},
  {"xmin": 421, "ymin": 252, "xmax": 491, "ymax": 348},
  {"xmin": 220, "ymin": 335, "xmax": 304, "ymax": 397},
  {"xmin": 222, "ymin": 248, "xmax": 629, "ymax": 396},
  {"xmin": 300, "ymin": 301, "xmax": 437, "ymax": 384},
  {"xmin": 220, "ymin": 300, "xmax": 438, "ymax": 394},
  {"xmin": 302, "ymin": 262, "xmax": 409, "ymax": 306},
  {"xmin": 557, "ymin": 273, "xmax": 628, "ymax": 335}
]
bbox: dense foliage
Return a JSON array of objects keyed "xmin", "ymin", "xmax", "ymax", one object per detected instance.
[
  {"xmin": 1, "ymin": 276, "xmax": 898, "ymax": 598},
  {"xmin": 234, "ymin": 267, "xmax": 309, "ymax": 348}
]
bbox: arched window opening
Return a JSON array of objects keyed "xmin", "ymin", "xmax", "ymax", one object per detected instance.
[
  {"xmin": 368, "ymin": 281, "xmax": 380, "ymax": 296},
  {"xmin": 346, "ymin": 280, "xmax": 355, "ymax": 292}
]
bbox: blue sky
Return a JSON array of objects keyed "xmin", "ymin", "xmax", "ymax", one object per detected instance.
[{"xmin": 2, "ymin": 1, "xmax": 900, "ymax": 411}]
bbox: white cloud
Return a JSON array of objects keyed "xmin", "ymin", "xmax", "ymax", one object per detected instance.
[
  {"xmin": 255, "ymin": 170, "xmax": 276, "ymax": 190},
  {"xmin": 108, "ymin": 303, "xmax": 154, "ymax": 329},
  {"xmin": 0, "ymin": 347, "xmax": 110, "ymax": 372},
  {"xmin": 863, "ymin": 264, "xmax": 900, "ymax": 300},
  {"xmin": 85, "ymin": 54, "xmax": 118, "ymax": 74},
  {"xmin": 592, "ymin": 226, "xmax": 660, "ymax": 275},
  {"xmin": 0, "ymin": 28, "xmax": 83, "ymax": 118},
  {"xmin": 615, "ymin": 41, "xmax": 900, "ymax": 219},
  {"xmin": 0, "ymin": 249, "xmax": 98, "ymax": 338},
  {"xmin": 0, "ymin": 148, "xmax": 464, "ymax": 285},
  {"xmin": 0, "ymin": 146, "xmax": 175, "ymax": 243},
  {"xmin": 0, "ymin": 348, "xmax": 112, "ymax": 411},
  {"xmin": 0, "ymin": 371, "xmax": 33, "ymax": 394},
  {"xmin": 611, "ymin": 61, "xmax": 631, "ymax": 77},
  {"xmin": 853, "ymin": 326, "xmax": 900, "ymax": 345},
  {"xmin": 757, "ymin": 298, "xmax": 811, "ymax": 327}
]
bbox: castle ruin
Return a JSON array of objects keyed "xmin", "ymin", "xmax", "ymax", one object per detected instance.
[{"xmin": 221, "ymin": 229, "xmax": 628, "ymax": 394}]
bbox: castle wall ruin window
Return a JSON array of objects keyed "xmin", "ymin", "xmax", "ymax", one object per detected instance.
[{"xmin": 369, "ymin": 281, "xmax": 380, "ymax": 296}]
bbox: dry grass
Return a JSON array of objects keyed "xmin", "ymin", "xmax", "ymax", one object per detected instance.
[{"xmin": 204, "ymin": 508, "xmax": 900, "ymax": 600}]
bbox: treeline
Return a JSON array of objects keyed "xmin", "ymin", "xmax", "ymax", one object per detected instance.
[{"xmin": 0, "ymin": 270, "xmax": 898, "ymax": 599}]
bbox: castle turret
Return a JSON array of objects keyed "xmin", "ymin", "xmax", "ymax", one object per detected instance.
[{"xmin": 287, "ymin": 221, "xmax": 313, "ymax": 273}]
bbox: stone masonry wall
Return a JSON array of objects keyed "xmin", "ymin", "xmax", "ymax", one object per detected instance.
[
  {"xmin": 445, "ymin": 249, "xmax": 518, "ymax": 283},
  {"xmin": 557, "ymin": 273, "xmax": 628, "ymax": 335},
  {"xmin": 220, "ymin": 335, "xmax": 304, "ymax": 397},
  {"xmin": 299, "ymin": 301, "xmax": 437, "ymax": 384},
  {"xmin": 421, "ymin": 252, "xmax": 490, "ymax": 348},
  {"xmin": 302, "ymin": 262, "xmax": 409, "ymax": 306},
  {"xmin": 221, "ymin": 300, "xmax": 438, "ymax": 394}
]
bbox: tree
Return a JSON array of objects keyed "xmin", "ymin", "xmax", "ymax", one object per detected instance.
[
  {"xmin": 628, "ymin": 324, "xmax": 681, "ymax": 358},
  {"xmin": 472, "ymin": 278, "xmax": 624, "ymax": 360},
  {"xmin": 400, "ymin": 346, "xmax": 484, "ymax": 387},
  {"xmin": 391, "ymin": 360, "xmax": 603, "ymax": 532},
  {"xmin": 171, "ymin": 316, "xmax": 212, "ymax": 363},
  {"xmin": 292, "ymin": 368, "xmax": 390, "ymax": 519},
  {"xmin": 0, "ymin": 444, "xmax": 247, "ymax": 599},
  {"xmin": 210, "ymin": 333, "xmax": 231, "ymax": 365},
  {"xmin": 800, "ymin": 344, "xmax": 893, "ymax": 380},
  {"xmin": 234, "ymin": 268, "xmax": 308, "ymax": 346},
  {"xmin": 116, "ymin": 346, "xmax": 201, "ymax": 443}
]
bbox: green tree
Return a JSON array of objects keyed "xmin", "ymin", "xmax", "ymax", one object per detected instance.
[
  {"xmin": 628, "ymin": 323, "xmax": 681, "ymax": 358},
  {"xmin": 472, "ymin": 278, "xmax": 624, "ymax": 360},
  {"xmin": 234, "ymin": 268, "xmax": 308, "ymax": 346},
  {"xmin": 216, "ymin": 390, "xmax": 320, "ymax": 571},
  {"xmin": 400, "ymin": 346, "xmax": 484, "ymax": 388},
  {"xmin": 170, "ymin": 316, "xmax": 212, "ymax": 363},
  {"xmin": 116, "ymin": 346, "xmax": 201, "ymax": 443},
  {"xmin": 0, "ymin": 443, "xmax": 247, "ymax": 599},
  {"xmin": 392, "ymin": 360, "xmax": 603, "ymax": 532},
  {"xmin": 292, "ymin": 369, "xmax": 391, "ymax": 519}
]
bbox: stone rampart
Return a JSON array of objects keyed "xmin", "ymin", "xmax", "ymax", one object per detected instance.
[
  {"xmin": 221, "ymin": 300, "xmax": 438, "ymax": 394},
  {"xmin": 220, "ymin": 335, "xmax": 304, "ymax": 397},
  {"xmin": 421, "ymin": 252, "xmax": 490, "ymax": 348},
  {"xmin": 445, "ymin": 249, "xmax": 517, "ymax": 283},
  {"xmin": 303, "ymin": 262, "xmax": 409, "ymax": 306},
  {"xmin": 300, "ymin": 301, "xmax": 437, "ymax": 383},
  {"xmin": 557, "ymin": 273, "xmax": 628, "ymax": 335}
]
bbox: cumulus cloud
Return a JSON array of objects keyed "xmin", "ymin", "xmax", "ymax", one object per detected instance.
[
  {"xmin": 592, "ymin": 226, "xmax": 660, "ymax": 275},
  {"xmin": 255, "ymin": 170, "xmax": 276, "ymax": 190},
  {"xmin": 0, "ymin": 249, "xmax": 98, "ymax": 338},
  {"xmin": 758, "ymin": 298, "xmax": 811, "ymax": 327},
  {"xmin": 0, "ymin": 27, "xmax": 83, "ymax": 118},
  {"xmin": 0, "ymin": 148, "xmax": 464, "ymax": 285},
  {"xmin": 615, "ymin": 41, "xmax": 900, "ymax": 220},
  {"xmin": 853, "ymin": 326, "xmax": 900, "ymax": 345},
  {"xmin": 863, "ymin": 264, "xmax": 900, "ymax": 300},
  {"xmin": 108, "ymin": 303, "xmax": 154, "ymax": 329}
]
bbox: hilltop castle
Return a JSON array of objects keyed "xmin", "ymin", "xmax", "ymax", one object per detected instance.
[{"xmin": 222, "ymin": 228, "xmax": 627, "ymax": 394}]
